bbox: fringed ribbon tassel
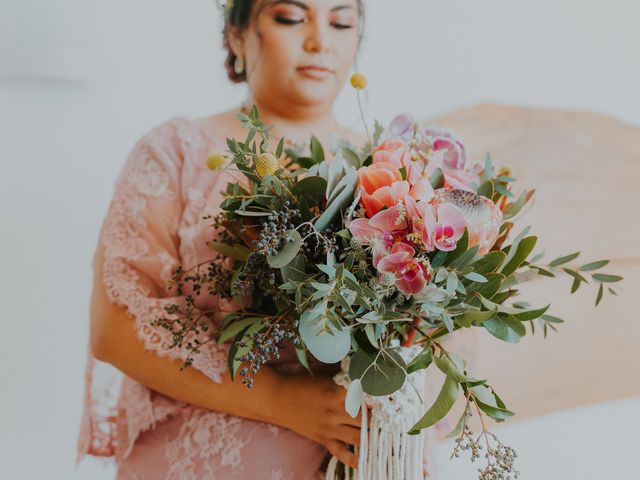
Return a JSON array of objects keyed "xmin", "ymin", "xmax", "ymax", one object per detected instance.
[{"xmin": 326, "ymin": 345, "xmax": 427, "ymax": 480}]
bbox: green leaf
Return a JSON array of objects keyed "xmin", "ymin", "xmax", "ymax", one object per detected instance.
[
  {"xmin": 549, "ymin": 251, "xmax": 581, "ymax": 267},
  {"xmin": 541, "ymin": 314, "xmax": 564, "ymax": 324},
  {"xmin": 513, "ymin": 304, "xmax": 550, "ymax": 321},
  {"xmin": 502, "ymin": 190, "xmax": 528, "ymax": 220},
  {"xmin": 592, "ymin": 273, "xmax": 623, "ymax": 283},
  {"xmin": 294, "ymin": 346, "xmax": 312, "ymax": 373},
  {"xmin": 218, "ymin": 317, "xmax": 263, "ymax": 344},
  {"xmin": 595, "ymin": 283, "xmax": 604, "ymax": 306},
  {"xmin": 455, "ymin": 310, "xmax": 494, "ymax": 328},
  {"xmin": 464, "ymin": 272, "xmax": 487, "ymax": 283},
  {"xmin": 349, "ymin": 348, "xmax": 407, "ymax": 396},
  {"xmin": 484, "ymin": 315, "xmax": 525, "ymax": 343},
  {"xmin": 435, "ymin": 353, "xmax": 478, "ymax": 383},
  {"xmin": 501, "ymin": 236, "xmax": 537, "ymax": 276},
  {"xmin": 315, "ymin": 167, "xmax": 358, "ymax": 232},
  {"xmin": 431, "ymin": 250, "xmax": 448, "ymax": 268},
  {"xmin": 476, "ymin": 180, "xmax": 494, "ymax": 199},
  {"xmin": 209, "ymin": 242, "xmax": 250, "ymax": 262},
  {"xmin": 475, "ymin": 398, "xmax": 515, "ymax": 422},
  {"xmin": 446, "ymin": 409, "xmax": 471, "ymax": 439},
  {"xmin": 299, "ymin": 304, "xmax": 351, "ymax": 363},
  {"xmin": 409, "ymin": 376, "xmax": 458, "ymax": 434},
  {"xmin": 275, "ymin": 136, "xmax": 285, "ymax": 159},
  {"xmin": 266, "ymin": 229, "xmax": 302, "ymax": 268},
  {"xmin": 579, "ymin": 260, "xmax": 609, "ymax": 272},
  {"xmin": 471, "ymin": 251, "xmax": 506, "ymax": 275},
  {"xmin": 292, "ymin": 176, "xmax": 327, "ymax": 208},
  {"xmin": 310, "ymin": 135, "xmax": 325, "ymax": 163},
  {"xmin": 341, "ymin": 147, "xmax": 362, "ymax": 169},
  {"xmin": 345, "ymin": 379, "xmax": 363, "ymax": 417},
  {"xmin": 280, "ymin": 253, "xmax": 307, "ymax": 283},
  {"xmin": 443, "ymin": 230, "xmax": 469, "ymax": 265},
  {"xmin": 407, "ymin": 346, "xmax": 433, "ymax": 373},
  {"xmin": 448, "ymin": 244, "xmax": 480, "ymax": 270},
  {"xmin": 430, "ymin": 167, "xmax": 445, "ymax": 189}
]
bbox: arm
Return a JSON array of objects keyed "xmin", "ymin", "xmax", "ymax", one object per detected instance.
[
  {"xmin": 90, "ymin": 243, "xmax": 285, "ymax": 425},
  {"xmin": 91, "ymin": 242, "xmax": 362, "ymax": 468}
]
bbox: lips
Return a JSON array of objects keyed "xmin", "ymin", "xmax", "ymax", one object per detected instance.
[{"xmin": 296, "ymin": 64, "xmax": 335, "ymax": 80}]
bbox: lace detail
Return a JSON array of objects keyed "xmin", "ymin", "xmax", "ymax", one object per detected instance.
[
  {"xmin": 77, "ymin": 117, "xmax": 231, "ymax": 468},
  {"xmin": 164, "ymin": 409, "xmax": 258, "ymax": 480}
]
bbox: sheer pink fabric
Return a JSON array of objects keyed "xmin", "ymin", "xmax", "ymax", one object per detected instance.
[{"xmin": 76, "ymin": 117, "xmax": 329, "ymax": 479}]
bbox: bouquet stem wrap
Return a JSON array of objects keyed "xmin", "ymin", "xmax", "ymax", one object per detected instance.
[{"xmin": 326, "ymin": 345, "xmax": 427, "ymax": 480}]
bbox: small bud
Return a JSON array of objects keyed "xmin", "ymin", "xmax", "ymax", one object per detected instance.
[
  {"xmin": 350, "ymin": 73, "xmax": 368, "ymax": 90},
  {"xmin": 205, "ymin": 150, "xmax": 227, "ymax": 170},
  {"xmin": 497, "ymin": 163, "xmax": 515, "ymax": 178}
]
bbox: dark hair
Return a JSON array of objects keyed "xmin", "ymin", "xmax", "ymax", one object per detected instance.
[{"xmin": 221, "ymin": 0, "xmax": 365, "ymax": 83}]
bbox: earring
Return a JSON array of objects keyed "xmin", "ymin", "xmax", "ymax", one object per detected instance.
[{"xmin": 233, "ymin": 55, "xmax": 245, "ymax": 75}]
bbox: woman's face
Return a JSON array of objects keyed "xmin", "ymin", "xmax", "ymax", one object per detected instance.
[{"xmin": 236, "ymin": 0, "xmax": 361, "ymax": 110}]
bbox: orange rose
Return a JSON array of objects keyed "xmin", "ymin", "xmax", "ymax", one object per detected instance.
[
  {"xmin": 358, "ymin": 161, "xmax": 402, "ymax": 194},
  {"xmin": 361, "ymin": 181, "xmax": 411, "ymax": 218},
  {"xmin": 357, "ymin": 162, "xmax": 404, "ymax": 217}
]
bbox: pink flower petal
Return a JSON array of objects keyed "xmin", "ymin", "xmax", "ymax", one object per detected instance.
[
  {"xmin": 369, "ymin": 206, "xmax": 406, "ymax": 232},
  {"xmin": 348, "ymin": 218, "xmax": 380, "ymax": 241}
]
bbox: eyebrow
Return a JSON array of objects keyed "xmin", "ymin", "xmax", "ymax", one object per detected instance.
[{"xmin": 269, "ymin": 0, "xmax": 355, "ymax": 12}]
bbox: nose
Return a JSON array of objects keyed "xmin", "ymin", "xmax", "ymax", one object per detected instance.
[{"xmin": 303, "ymin": 18, "xmax": 331, "ymax": 53}]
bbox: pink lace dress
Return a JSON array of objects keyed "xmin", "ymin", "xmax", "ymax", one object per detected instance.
[{"xmin": 76, "ymin": 117, "xmax": 331, "ymax": 479}]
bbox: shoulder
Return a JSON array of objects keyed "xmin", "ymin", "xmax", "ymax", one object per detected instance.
[{"xmin": 126, "ymin": 115, "xmax": 221, "ymax": 174}]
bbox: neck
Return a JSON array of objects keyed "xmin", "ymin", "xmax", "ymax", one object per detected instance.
[{"xmin": 242, "ymin": 94, "xmax": 338, "ymax": 144}]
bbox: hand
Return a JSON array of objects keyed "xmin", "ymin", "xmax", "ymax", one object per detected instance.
[{"xmin": 275, "ymin": 372, "xmax": 368, "ymax": 469}]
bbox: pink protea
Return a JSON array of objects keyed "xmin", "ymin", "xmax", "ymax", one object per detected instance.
[
  {"xmin": 436, "ymin": 189, "xmax": 503, "ymax": 255},
  {"xmin": 377, "ymin": 243, "xmax": 432, "ymax": 295}
]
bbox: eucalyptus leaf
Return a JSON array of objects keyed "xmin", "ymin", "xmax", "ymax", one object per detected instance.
[
  {"xmin": 345, "ymin": 379, "xmax": 364, "ymax": 417},
  {"xmin": 209, "ymin": 242, "xmax": 250, "ymax": 262},
  {"xmin": 409, "ymin": 376, "xmax": 458, "ymax": 434},
  {"xmin": 484, "ymin": 315, "xmax": 525, "ymax": 343},
  {"xmin": 299, "ymin": 304, "xmax": 350, "ymax": 363},
  {"xmin": 349, "ymin": 348, "xmax": 407, "ymax": 396},
  {"xmin": 266, "ymin": 229, "xmax": 302, "ymax": 268}
]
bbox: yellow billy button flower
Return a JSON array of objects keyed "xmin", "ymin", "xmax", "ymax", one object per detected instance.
[
  {"xmin": 205, "ymin": 150, "xmax": 227, "ymax": 171},
  {"xmin": 350, "ymin": 73, "xmax": 368, "ymax": 90},
  {"xmin": 255, "ymin": 152, "xmax": 279, "ymax": 177}
]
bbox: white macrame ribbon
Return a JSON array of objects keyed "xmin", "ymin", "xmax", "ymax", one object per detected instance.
[{"xmin": 326, "ymin": 345, "xmax": 427, "ymax": 480}]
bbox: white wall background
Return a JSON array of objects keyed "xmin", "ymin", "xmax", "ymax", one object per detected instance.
[{"xmin": 0, "ymin": 0, "xmax": 638, "ymax": 478}]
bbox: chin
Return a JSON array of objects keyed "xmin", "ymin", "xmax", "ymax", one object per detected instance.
[{"xmin": 294, "ymin": 84, "xmax": 339, "ymax": 104}]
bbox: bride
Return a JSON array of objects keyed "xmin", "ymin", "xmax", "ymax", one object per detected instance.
[{"xmin": 77, "ymin": 0, "xmax": 379, "ymax": 478}]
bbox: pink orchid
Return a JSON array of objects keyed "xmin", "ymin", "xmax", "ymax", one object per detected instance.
[
  {"xmin": 422, "ymin": 202, "xmax": 466, "ymax": 252},
  {"xmin": 389, "ymin": 113, "xmax": 415, "ymax": 139},
  {"xmin": 348, "ymin": 206, "xmax": 408, "ymax": 267},
  {"xmin": 424, "ymin": 126, "xmax": 467, "ymax": 170},
  {"xmin": 403, "ymin": 193, "xmax": 465, "ymax": 253},
  {"xmin": 377, "ymin": 243, "xmax": 432, "ymax": 295}
]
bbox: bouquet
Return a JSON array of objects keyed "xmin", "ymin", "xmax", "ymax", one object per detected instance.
[{"xmin": 153, "ymin": 76, "xmax": 623, "ymax": 479}]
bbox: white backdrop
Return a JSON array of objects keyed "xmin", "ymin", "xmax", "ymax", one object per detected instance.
[{"xmin": 0, "ymin": 1, "xmax": 638, "ymax": 479}]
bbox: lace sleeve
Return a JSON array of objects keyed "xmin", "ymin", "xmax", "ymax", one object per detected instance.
[{"xmin": 98, "ymin": 119, "xmax": 229, "ymax": 383}]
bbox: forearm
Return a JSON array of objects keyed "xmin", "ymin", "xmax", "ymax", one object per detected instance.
[{"xmin": 90, "ymin": 261, "xmax": 288, "ymax": 427}]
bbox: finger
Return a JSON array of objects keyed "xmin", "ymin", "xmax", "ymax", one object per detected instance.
[
  {"xmin": 335, "ymin": 425, "xmax": 361, "ymax": 447},
  {"xmin": 326, "ymin": 440, "xmax": 359, "ymax": 470},
  {"xmin": 334, "ymin": 405, "xmax": 371, "ymax": 429}
]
